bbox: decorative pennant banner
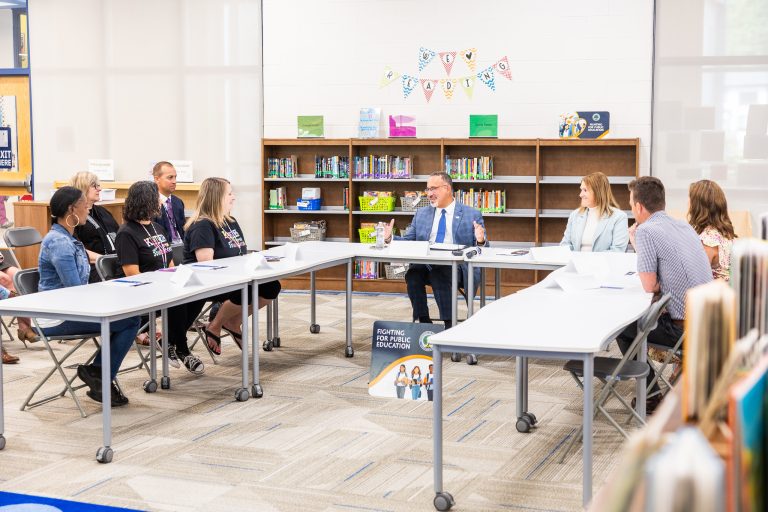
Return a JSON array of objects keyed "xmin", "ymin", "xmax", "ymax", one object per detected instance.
[
  {"xmin": 460, "ymin": 76, "xmax": 475, "ymax": 99},
  {"xmin": 477, "ymin": 66, "xmax": 496, "ymax": 91},
  {"xmin": 418, "ymin": 47, "xmax": 436, "ymax": 71},
  {"xmin": 494, "ymin": 56, "xmax": 512, "ymax": 80},
  {"xmin": 420, "ymin": 79, "xmax": 438, "ymax": 102},
  {"xmin": 402, "ymin": 74, "xmax": 418, "ymax": 99},
  {"xmin": 461, "ymin": 48, "xmax": 478, "ymax": 72},
  {"xmin": 439, "ymin": 79, "xmax": 456, "ymax": 100},
  {"xmin": 439, "ymin": 51, "xmax": 457, "ymax": 75},
  {"xmin": 380, "ymin": 66, "xmax": 401, "ymax": 88}
]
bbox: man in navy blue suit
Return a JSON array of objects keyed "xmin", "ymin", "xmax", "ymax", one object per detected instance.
[
  {"xmin": 384, "ymin": 171, "xmax": 488, "ymax": 327},
  {"xmin": 152, "ymin": 161, "xmax": 186, "ymax": 245}
]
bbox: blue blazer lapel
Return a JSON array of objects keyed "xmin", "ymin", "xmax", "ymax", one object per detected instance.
[
  {"xmin": 452, "ymin": 202, "xmax": 465, "ymax": 242},
  {"xmin": 421, "ymin": 207, "xmax": 436, "ymax": 240}
]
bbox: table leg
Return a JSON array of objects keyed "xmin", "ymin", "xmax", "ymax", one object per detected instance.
[
  {"xmin": 96, "ymin": 319, "xmax": 113, "ymax": 463},
  {"xmin": 582, "ymin": 354, "xmax": 594, "ymax": 507},
  {"xmin": 515, "ymin": 357, "xmax": 524, "ymax": 419},
  {"xmin": 432, "ymin": 347, "xmax": 454, "ymax": 510},
  {"xmin": 467, "ymin": 262, "xmax": 475, "ymax": 318},
  {"xmin": 495, "ymin": 268, "xmax": 501, "ymax": 301},
  {"xmin": 143, "ymin": 311, "xmax": 158, "ymax": 393},
  {"xmin": 451, "ymin": 262, "xmax": 457, "ymax": 327},
  {"xmin": 160, "ymin": 309, "xmax": 170, "ymax": 390},
  {"xmin": 251, "ymin": 282, "xmax": 263, "ymax": 398},
  {"xmin": 234, "ymin": 285, "xmax": 248, "ymax": 401},
  {"xmin": 637, "ymin": 337, "xmax": 647, "ymax": 420},
  {"xmin": 0, "ymin": 330, "xmax": 5, "ymax": 450},
  {"xmin": 272, "ymin": 296, "xmax": 280, "ymax": 347},
  {"xmin": 345, "ymin": 260, "xmax": 353, "ymax": 358},
  {"xmin": 309, "ymin": 271, "xmax": 319, "ymax": 334},
  {"xmin": 266, "ymin": 302, "xmax": 273, "ymax": 345},
  {"xmin": 479, "ymin": 268, "xmax": 486, "ymax": 308}
]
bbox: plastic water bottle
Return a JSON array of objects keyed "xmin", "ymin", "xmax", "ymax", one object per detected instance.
[{"xmin": 375, "ymin": 222, "xmax": 385, "ymax": 249}]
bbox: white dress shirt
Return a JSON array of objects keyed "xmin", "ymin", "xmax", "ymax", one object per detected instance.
[
  {"xmin": 580, "ymin": 207, "xmax": 600, "ymax": 252},
  {"xmin": 429, "ymin": 200, "xmax": 456, "ymax": 244}
]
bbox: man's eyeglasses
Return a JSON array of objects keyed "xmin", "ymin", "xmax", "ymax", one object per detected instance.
[{"xmin": 424, "ymin": 184, "xmax": 447, "ymax": 194}]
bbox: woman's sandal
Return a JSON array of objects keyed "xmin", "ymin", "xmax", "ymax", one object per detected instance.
[
  {"xmin": 222, "ymin": 326, "xmax": 243, "ymax": 350},
  {"xmin": 17, "ymin": 328, "xmax": 39, "ymax": 343},
  {"xmin": 203, "ymin": 328, "xmax": 222, "ymax": 355}
]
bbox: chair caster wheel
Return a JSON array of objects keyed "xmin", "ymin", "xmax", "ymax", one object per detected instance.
[
  {"xmin": 516, "ymin": 416, "xmax": 532, "ymax": 433},
  {"xmin": 345, "ymin": 346, "xmax": 354, "ymax": 358},
  {"xmin": 96, "ymin": 446, "xmax": 113, "ymax": 463},
  {"xmin": 143, "ymin": 380, "xmax": 158, "ymax": 393},
  {"xmin": 161, "ymin": 376, "xmax": 171, "ymax": 390},
  {"xmin": 433, "ymin": 491, "xmax": 455, "ymax": 511},
  {"xmin": 0, "ymin": 434, "xmax": 6, "ymax": 450},
  {"xmin": 522, "ymin": 412, "xmax": 538, "ymax": 425},
  {"xmin": 450, "ymin": 353, "xmax": 462, "ymax": 363},
  {"xmin": 309, "ymin": 324, "xmax": 320, "ymax": 334},
  {"xmin": 272, "ymin": 337, "xmax": 281, "ymax": 348},
  {"xmin": 263, "ymin": 340, "xmax": 273, "ymax": 352},
  {"xmin": 235, "ymin": 388, "xmax": 249, "ymax": 402},
  {"xmin": 466, "ymin": 354, "xmax": 478, "ymax": 365},
  {"xmin": 251, "ymin": 384, "xmax": 263, "ymax": 398}
]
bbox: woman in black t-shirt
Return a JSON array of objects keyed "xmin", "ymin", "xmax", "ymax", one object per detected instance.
[
  {"xmin": 70, "ymin": 171, "xmax": 121, "ymax": 283},
  {"xmin": 183, "ymin": 177, "xmax": 281, "ymax": 355},
  {"xmin": 115, "ymin": 181, "xmax": 204, "ymax": 375}
]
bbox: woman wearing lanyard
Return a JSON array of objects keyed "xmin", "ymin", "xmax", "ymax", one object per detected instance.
[
  {"xmin": 37, "ymin": 187, "xmax": 140, "ymax": 406},
  {"xmin": 69, "ymin": 171, "xmax": 121, "ymax": 283},
  {"xmin": 181, "ymin": 177, "xmax": 281, "ymax": 355},
  {"xmin": 114, "ymin": 181, "xmax": 204, "ymax": 375}
]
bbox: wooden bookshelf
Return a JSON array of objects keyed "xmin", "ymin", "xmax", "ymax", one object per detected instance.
[{"xmin": 262, "ymin": 138, "xmax": 639, "ymax": 294}]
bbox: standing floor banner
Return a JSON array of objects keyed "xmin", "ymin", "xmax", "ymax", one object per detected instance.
[{"xmin": 368, "ymin": 321, "xmax": 443, "ymax": 401}]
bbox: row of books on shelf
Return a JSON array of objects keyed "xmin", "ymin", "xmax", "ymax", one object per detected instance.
[
  {"xmin": 445, "ymin": 156, "xmax": 494, "ymax": 180},
  {"xmin": 454, "ymin": 189, "xmax": 506, "ymax": 213},
  {"xmin": 267, "ymin": 155, "xmax": 351, "ymax": 179},
  {"xmin": 596, "ymin": 238, "xmax": 768, "ymax": 512},
  {"xmin": 353, "ymin": 155, "xmax": 412, "ymax": 179}
]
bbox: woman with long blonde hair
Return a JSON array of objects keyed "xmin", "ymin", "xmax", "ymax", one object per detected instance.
[
  {"xmin": 687, "ymin": 179, "xmax": 736, "ymax": 281},
  {"xmin": 178, "ymin": 178, "xmax": 281, "ymax": 355},
  {"xmin": 560, "ymin": 171, "xmax": 629, "ymax": 252}
]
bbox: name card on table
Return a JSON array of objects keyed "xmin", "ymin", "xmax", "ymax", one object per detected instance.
[
  {"xmin": 169, "ymin": 265, "xmax": 203, "ymax": 287},
  {"xmin": 245, "ymin": 252, "xmax": 272, "ymax": 272},
  {"xmin": 283, "ymin": 242, "xmax": 304, "ymax": 261},
  {"xmin": 388, "ymin": 240, "xmax": 430, "ymax": 257}
]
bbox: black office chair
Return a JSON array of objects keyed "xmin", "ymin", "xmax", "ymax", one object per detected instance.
[
  {"xmin": 3, "ymin": 226, "xmax": 43, "ymax": 249},
  {"xmin": 171, "ymin": 244, "xmax": 183, "ymax": 266},
  {"xmin": 13, "ymin": 268, "xmax": 101, "ymax": 417}
]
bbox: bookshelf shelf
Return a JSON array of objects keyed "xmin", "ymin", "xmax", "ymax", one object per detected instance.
[{"xmin": 262, "ymin": 138, "xmax": 638, "ymax": 293}]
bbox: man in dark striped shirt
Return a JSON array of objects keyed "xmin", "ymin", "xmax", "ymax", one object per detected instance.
[{"xmin": 617, "ymin": 177, "xmax": 712, "ymax": 411}]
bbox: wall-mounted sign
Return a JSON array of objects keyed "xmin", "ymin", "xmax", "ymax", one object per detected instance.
[
  {"xmin": 0, "ymin": 127, "xmax": 11, "ymax": 169},
  {"xmin": 88, "ymin": 159, "xmax": 115, "ymax": 181}
]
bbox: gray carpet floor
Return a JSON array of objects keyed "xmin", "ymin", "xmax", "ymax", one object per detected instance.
[{"xmin": 0, "ymin": 291, "xmax": 640, "ymax": 511}]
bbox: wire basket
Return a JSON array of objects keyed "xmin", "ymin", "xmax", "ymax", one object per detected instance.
[
  {"xmin": 384, "ymin": 263, "xmax": 409, "ymax": 280},
  {"xmin": 289, "ymin": 226, "xmax": 326, "ymax": 242},
  {"xmin": 358, "ymin": 227, "xmax": 376, "ymax": 243},
  {"xmin": 358, "ymin": 196, "xmax": 396, "ymax": 212},
  {"xmin": 399, "ymin": 194, "xmax": 430, "ymax": 212}
]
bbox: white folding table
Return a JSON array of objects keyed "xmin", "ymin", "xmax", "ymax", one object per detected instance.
[{"xmin": 427, "ymin": 284, "xmax": 652, "ymax": 510}]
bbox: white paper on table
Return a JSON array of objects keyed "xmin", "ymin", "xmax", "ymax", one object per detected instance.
[
  {"xmin": 245, "ymin": 252, "xmax": 271, "ymax": 272},
  {"xmin": 388, "ymin": 240, "xmax": 430, "ymax": 256},
  {"xmin": 553, "ymin": 273, "xmax": 602, "ymax": 293},
  {"xmin": 283, "ymin": 242, "xmax": 303, "ymax": 261},
  {"xmin": 170, "ymin": 265, "xmax": 203, "ymax": 287},
  {"xmin": 529, "ymin": 245, "xmax": 572, "ymax": 265}
]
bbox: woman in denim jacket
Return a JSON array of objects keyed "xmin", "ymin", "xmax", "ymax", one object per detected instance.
[{"xmin": 37, "ymin": 187, "xmax": 140, "ymax": 406}]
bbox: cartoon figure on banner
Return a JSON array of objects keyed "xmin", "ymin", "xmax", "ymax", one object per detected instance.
[
  {"xmin": 559, "ymin": 112, "xmax": 587, "ymax": 138},
  {"xmin": 424, "ymin": 364, "xmax": 435, "ymax": 401},
  {"xmin": 394, "ymin": 364, "xmax": 409, "ymax": 399},
  {"xmin": 410, "ymin": 366, "xmax": 423, "ymax": 400}
]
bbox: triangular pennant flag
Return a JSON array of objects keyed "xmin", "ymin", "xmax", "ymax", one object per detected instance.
[
  {"xmin": 494, "ymin": 56, "xmax": 512, "ymax": 80},
  {"xmin": 477, "ymin": 66, "xmax": 496, "ymax": 91},
  {"xmin": 439, "ymin": 79, "xmax": 456, "ymax": 100},
  {"xmin": 460, "ymin": 76, "xmax": 475, "ymax": 99},
  {"xmin": 418, "ymin": 47, "xmax": 436, "ymax": 71},
  {"xmin": 461, "ymin": 48, "xmax": 478, "ymax": 72},
  {"xmin": 438, "ymin": 51, "xmax": 457, "ymax": 76},
  {"xmin": 420, "ymin": 79, "xmax": 438, "ymax": 102},
  {"xmin": 380, "ymin": 66, "xmax": 401, "ymax": 88},
  {"xmin": 402, "ymin": 74, "xmax": 418, "ymax": 99}
]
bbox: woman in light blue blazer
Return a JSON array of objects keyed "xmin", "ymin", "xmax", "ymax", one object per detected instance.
[{"xmin": 560, "ymin": 172, "xmax": 629, "ymax": 252}]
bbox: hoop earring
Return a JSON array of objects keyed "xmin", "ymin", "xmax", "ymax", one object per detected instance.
[{"xmin": 65, "ymin": 214, "xmax": 80, "ymax": 228}]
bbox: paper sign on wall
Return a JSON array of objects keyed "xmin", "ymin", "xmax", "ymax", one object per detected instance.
[
  {"xmin": 88, "ymin": 159, "xmax": 115, "ymax": 181},
  {"xmin": 0, "ymin": 96, "xmax": 18, "ymax": 171},
  {"xmin": 389, "ymin": 115, "xmax": 417, "ymax": 138},
  {"xmin": 298, "ymin": 115, "xmax": 325, "ymax": 138},
  {"xmin": 0, "ymin": 127, "xmax": 12, "ymax": 170},
  {"xmin": 170, "ymin": 160, "xmax": 194, "ymax": 183},
  {"xmin": 469, "ymin": 115, "xmax": 498, "ymax": 138}
]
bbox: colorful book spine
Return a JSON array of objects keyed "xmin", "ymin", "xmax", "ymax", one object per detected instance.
[{"xmin": 444, "ymin": 156, "xmax": 494, "ymax": 180}]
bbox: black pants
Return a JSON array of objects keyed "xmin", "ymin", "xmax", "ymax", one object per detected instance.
[
  {"xmin": 141, "ymin": 305, "xmax": 191, "ymax": 355},
  {"xmin": 405, "ymin": 264, "xmax": 464, "ymax": 325},
  {"xmin": 616, "ymin": 313, "xmax": 683, "ymax": 394}
]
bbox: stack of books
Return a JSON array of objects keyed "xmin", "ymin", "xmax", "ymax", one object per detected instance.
[
  {"xmin": 454, "ymin": 188, "xmax": 505, "ymax": 213},
  {"xmin": 444, "ymin": 156, "xmax": 494, "ymax": 180},
  {"xmin": 267, "ymin": 155, "xmax": 298, "ymax": 178},
  {"xmin": 353, "ymin": 155, "xmax": 412, "ymax": 179},
  {"xmin": 314, "ymin": 155, "xmax": 349, "ymax": 178}
]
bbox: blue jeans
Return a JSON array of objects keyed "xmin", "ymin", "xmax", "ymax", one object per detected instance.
[{"xmin": 39, "ymin": 316, "xmax": 141, "ymax": 381}]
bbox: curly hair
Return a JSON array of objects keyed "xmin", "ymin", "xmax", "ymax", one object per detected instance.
[
  {"xmin": 687, "ymin": 179, "xmax": 736, "ymax": 239},
  {"xmin": 124, "ymin": 181, "xmax": 161, "ymax": 222}
]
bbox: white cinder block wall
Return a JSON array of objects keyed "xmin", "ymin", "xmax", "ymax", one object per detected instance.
[{"xmin": 263, "ymin": 0, "xmax": 655, "ymax": 179}]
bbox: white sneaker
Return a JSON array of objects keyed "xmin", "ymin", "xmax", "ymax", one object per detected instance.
[
  {"xmin": 167, "ymin": 345, "xmax": 181, "ymax": 369},
  {"xmin": 182, "ymin": 353, "xmax": 205, "ymax": 375}
]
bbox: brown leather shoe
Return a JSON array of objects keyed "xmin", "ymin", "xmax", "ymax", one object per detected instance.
[{"xmin": 2, "ymin": 346, "xmax": 19, "ymax": 364}]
